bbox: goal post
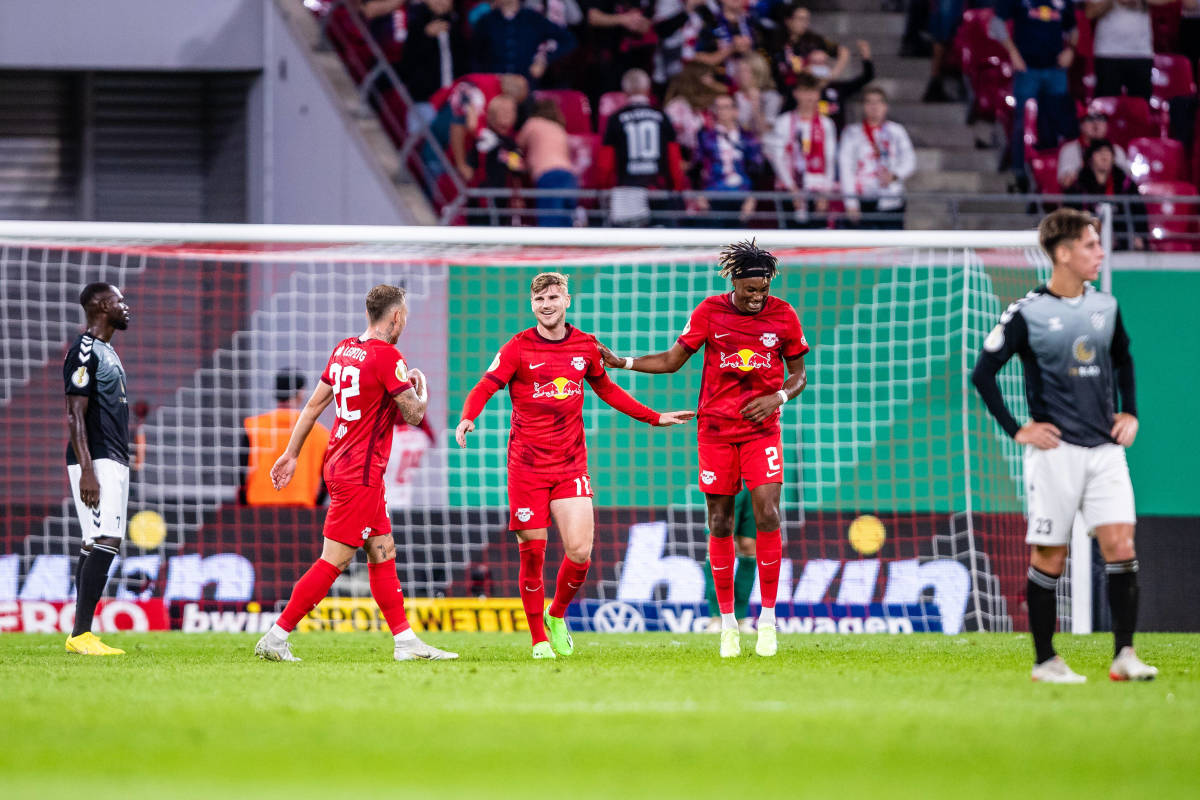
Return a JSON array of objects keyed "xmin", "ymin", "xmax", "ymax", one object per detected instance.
[{"xmin": 0, "ymin": 222, "xmax": 1106, "ymax": 636}]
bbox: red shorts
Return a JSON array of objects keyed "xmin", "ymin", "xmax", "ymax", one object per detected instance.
[
  {"xmin": 323, "ymin": 480, "xmax": 391, "ymax": 547},
  {"xmin": 508, "ymin": 469, "xmax": 594, "ymax": 530},
  {"xmin": 697, "ymin": 433, "xmax": 784, "ymax": 495}
]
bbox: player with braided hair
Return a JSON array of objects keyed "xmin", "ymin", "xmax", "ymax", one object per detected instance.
[{"xmin": 600, "ymin": 240, "xmax": 810, "ymax": 658}]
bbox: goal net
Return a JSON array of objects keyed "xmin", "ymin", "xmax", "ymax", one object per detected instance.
[{"xmin": 0, "ymin": 223, "xmax": 1084, "ymax": 636}]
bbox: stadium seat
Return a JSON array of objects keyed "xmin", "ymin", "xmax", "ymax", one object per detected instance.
[
  {"xmin": 568, "ymin": 133, "xmax": 603, "ymax": 190},
  {"xmin": 1029, "ymin": 149, "xmax": 1060, "ymax": 194},
  {"xmin": 1127, "ymin": 137, "xmax": 1188, "ymax": 186},
  {"xmin": 535, "ymin": 89, "xmax": 593, "ymax": 135},
  {"xmin": 596, "ymin": 91, "xmax": 629, "ymax": 134},
  {"xmin": 1069, "ymin": 8, "xmax": 1096, "ymax": 101},
  {"xmin": 957, "ymin": 11, "xmax": 1014, "ymax": 126},
  {"xmin": 1087, "ymin": 97, "xmax": 1158, "ymax": 147},
  {"xmin": 1150, "ymin": 54, "xmax": 1197, "ymax": 129},
  {"xmin": 1139, "ymin": 180, "xmax": 1199, "ymax": 251}
]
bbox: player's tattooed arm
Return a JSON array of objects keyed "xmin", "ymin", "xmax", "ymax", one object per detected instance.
[
  {"xmin": 66, "ymin": 395, "xmax": 100, "ymax": 508},
  {"xmin": 741, "ymin": 353, "xmax": 807, "ymax": 423},
  {"xmin": 272, "ymin": 382, "xmax": 334, "ymax": 490},
  {"xmin": 393, "ymin": 387, "xmax": 427, "ymax": 427},
  {"xmin": 598, "ymin": 341, "xmax": 692, "ymax": 373}
]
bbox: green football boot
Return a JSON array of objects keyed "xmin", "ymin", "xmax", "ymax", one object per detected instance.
[{"xmin": 544, "ymin": 611, "xmax": 575, "ymax": 656}]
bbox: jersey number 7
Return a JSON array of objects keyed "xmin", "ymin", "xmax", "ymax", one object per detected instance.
[{"xmin": 328, "ymin": 363, "xmax": 361, "ymax": 421}]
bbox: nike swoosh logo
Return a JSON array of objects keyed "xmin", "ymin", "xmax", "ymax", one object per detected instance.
[
  {"xmin": 523, "ymin": 584, "xmax": 542, "ymax": 592},
  {"xmin": 567, "ymin": 582, "xmax": 581, "ymax": 589},
  {"xmin": 529, "ymin": 362, "xmax": 545, "ymax": 369},
  {"xmin": 714, "ymin": 333, "xmax": 730, "ymax": 339},
  {"xmin": 760, "ymin": 559, "xmax": 778, "ymax": 567},
  {"xmin": 712, "ymin": 565, "xmax": 731, "ymax": 571},
  {"xmin": 766, "ymin": 470, "xmax": 781, "ymax": 478}
]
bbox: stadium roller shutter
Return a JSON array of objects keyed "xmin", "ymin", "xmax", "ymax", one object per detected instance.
[{"xmin": 0, "ymin": 71, "xmax": 81, "ymax": 220}]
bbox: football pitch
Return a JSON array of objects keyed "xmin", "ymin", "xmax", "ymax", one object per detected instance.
[{"xmin": 1, "ymin": 632, "xmax": 1196, "ymax": 799}]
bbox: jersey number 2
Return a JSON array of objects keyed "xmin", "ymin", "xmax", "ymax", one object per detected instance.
[{"xmin": 328, "ymin": 364, "xmax": 361, "ymax": 421}]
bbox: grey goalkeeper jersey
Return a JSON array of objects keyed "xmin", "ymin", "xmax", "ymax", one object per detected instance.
[{"xmin": 972, "ymin": 284, "xmax": 1136, "ymax": 448}]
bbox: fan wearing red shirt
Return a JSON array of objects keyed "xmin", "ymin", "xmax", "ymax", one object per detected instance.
[
  {"xmin": 254, "ymin": 284, "xmax": 458, "ymax": 664},
  {"xmin": 600, "ymin": 240, "xmax": 809, "ymax": 659},
  {"xmin": 455, "ymin": 272, "xmax": 694, "ymax": 660}
]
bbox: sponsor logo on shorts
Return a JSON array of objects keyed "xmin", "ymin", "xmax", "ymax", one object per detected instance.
[
  {"xmin": 719, "ymin": 350, "xmax": 772, "ymax": 372},
  {"xmin": 532, "ymin": 378, "xmax": 582, "ymax": 400},
  {"xmin": 571, "ymin": 356, "xmax": 586, "ymax": 371},
  {"xmin": 700, "ymin": 470, "xmax": 716, "ymax": 485},
  {"xmin": 361, "ymin": 527, "xmax": 371, "ymax": 540},
  {"xmin": 760, "ymin": 332, "xmax": 778, "ymax": 348},
  {"xmin": 516, "ymin": 507, "xmax": 533, "ymax": 522},
  {"xmin": 765, "ymin": 470, "xmax": 781, "ymax": 478}
]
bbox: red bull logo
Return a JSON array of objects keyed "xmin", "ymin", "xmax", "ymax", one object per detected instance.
[
  {"xmin": 532, "ymin": 377, "xmax": 583, "ymax": 400},
  {"xmin": 719, "ymin": 349, "xmax": 772, "ymax": 372}
]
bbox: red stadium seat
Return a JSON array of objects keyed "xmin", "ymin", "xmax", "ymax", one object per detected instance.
[
  {"xmin": 1069, "ymin": 8, "xmax": 1096, "ymax": 100},
  {"xmin": 1127, "ymin": 137, "xmax": 1188, "ymax": 186},
  {"xmin": 1150, "ymin": 54, "xmax": 1197, "ymax": 129},
  {"xmin": 1022, "ymin": 98, "xmax": 1039, "ymax": 163},
  {"xmin": 1087, "ymin": 97, "xmax": 1158, "ymax": 147},
  {"xmin": 596, "ymin": 91, "xmax": 629, "ymax": 134},
  {"xmin": 568, "ymin": 133, "xmax": 603, "ymax": 190},
  {"xmin": 957, "ymin": 11, "xmax": 1013, "ymax": 126},
  {"xmin": 535, "ymin": 89, "xmax": 593, "ymax": 135},
  {"xmin": 1029, "ymin": 149, "xmax": 1060, "ymax": 194},
  {"xmin": 1139, "ymin": 180, "xmax": 1199, "ymax": 251}
]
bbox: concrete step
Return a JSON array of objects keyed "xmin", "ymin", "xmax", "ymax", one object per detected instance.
[
  {"xmin": 915, "ymin": 147, "xmax": 997, "ymax": 173},
  {"xmin": 870, "ymin": 76, "xmax": 928, "ymax": 104},
  {"xmin": 907, "ymin": 169, "xmax": 1009, "ymax": 193},
  {"xmin": 809, "ymin": 12, "xmax": 906, "ymax": 38},
  {"xmin": 888, "ymin": 101, "xmax": 969, "ymax": 126},
  {"xmin": 805, "ymin": 0, "xmax": 898, "ymax": 13}
]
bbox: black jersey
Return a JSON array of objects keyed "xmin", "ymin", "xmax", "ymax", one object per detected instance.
[
  {"xmin": 972, "ymin": 285, "xmax": 1135, "ymax": 448},
  {"xmin": 602, "ymin": 101, "xmax": 677, "ymax": 189},
  {"xmin": 64, "ymin": 332, "xmax": 129, "ymax": 466}
]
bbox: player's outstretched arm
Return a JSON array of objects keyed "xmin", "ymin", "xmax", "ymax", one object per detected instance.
[
  {"xmin": 741, "ymin": 353, "xmax": 808, "ymax": 423},
  {"xmin": 456, "ymin": 374, "xmax": 503, "ymax": 447},
  {"xmin": 598, "ymin": 341, "xmax": 691, "ymax": 374},
  {"xmin": 272, "ymin": 382, "xmax": 334, "ymax": 490},
  {"xmin": 585, "ymin": 371, "xmax": 695, "ymax": 426}
]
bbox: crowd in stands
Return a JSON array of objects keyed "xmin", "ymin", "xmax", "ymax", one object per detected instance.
[{"xmin": 315, "ymin": 0, "xmax": 1200, "ymax": 244}]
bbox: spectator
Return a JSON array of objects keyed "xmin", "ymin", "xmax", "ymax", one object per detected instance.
[
  {"xmin": 240, "ymin": 372, "xmax": 328, "ymax": 508},
  {"xmin": 808, "ymin": 39, "xmax": 876, "ymax": 131},
  {"xmin": 767, "ymin": 71, "xmax": 838, "ymax": 226},
  {"xmin": 652, "ymin": 0, "xmax": 714, "ymax": 90},
  {"xmin": 991, "ymin": 0, "xmax": 1079, "ymax": 191},
  {"xmin": 1086, "ymin": 0, "xmax": 1167, "ymax": 100},
  {"xmin": 470, "ymin": 0, "xmax": 577, "ymax": 82},
  {"xmin": 398, "ymin": 0, "xmax": 466, "ymax": 132},
  {"xmin": 363, "ymin": 0, "xmax": 410, "ymax": 65},
  {"xmin": 1057, "ymin": 111, "xmax": 1130, "ymax": 187},
  {"xmin": 469, "ymin": 95, "xmax": 527, "ymax": 221},
  {"xmin": 732, "ymin": 52, "xmax": 783, "ymax": 136},
  {"xmin": 528, "ymin": 0, "xmax": 586, "ymax": 28},
  {"xmin": 599, "ymin": 68, "xmax": 689, "ymax": 225},
  {"xmin": 1184, "ymin": 0, "xmax": 1200, "ymax": 80},
  {"xmin": 694, "ymin": 92, "xmax": 764, "ymax": 225},
  {"xmin": 923, "ymin": 0, "xmax": 965, "ymax": 102},
  {"xmin": 664, "ymin": 61, "xmax": 727, "ymax": 156},
  {"xmin": 772, "ymin": 4, "xmax": 849, "ymax": 94},
  {"xmin": 838, "ymin": 85, "xmax": 917, "ymax": 229},
  {"xmin": 694, "ymin": 0, "xmax": 763, "ymax": 79},
  {"xmin": 527, "ymin": 0, "xmax": 588, "ymax": 88},
  {"xmin": 1064, "ymin": 138, "xmax": 1147, "ymax": 249},
  {"xmin": 583, "ymin": 0, "xmax": 656, "ymax": 98},
  {"xmin": 428, "ymin": 73, "xmax": 529, "ymax": 181},
  {"xmin": 517, "ymin": 98, "xmax": 580, "ymax": 225}
]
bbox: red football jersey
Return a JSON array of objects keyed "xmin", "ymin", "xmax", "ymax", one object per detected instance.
[
  {"xmin": 485, "ymin": 325, "xmax": 607, "ymax": 477},
  {"xmin": 319, "ymin": 337, "xmax": 413, "ymax": 487},
  {"xmin": 677, "ymin": 293, "xmax": 809, "ymax": 444}
]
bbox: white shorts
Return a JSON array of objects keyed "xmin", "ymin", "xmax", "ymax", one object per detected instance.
[
  {"xmin": 68, "ymin": 458, "xmax": 130, "ymax": 545},
  {"xmin": 1024, "ymin": 441, "xmax": 1136, "ymax": 547}
]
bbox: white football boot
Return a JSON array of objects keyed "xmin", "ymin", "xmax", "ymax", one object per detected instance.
[
  {"xmin": 1031, "ymin": 656, "xmax": 1086, "ymax": 684},
  {"xmin": 255, "ymin": 633, "xmax": 301, "ymax": 662},
  {"xmin": 1110, "ymin": 647, "xmax": 1158, "ymax": 681},
  {"xmin": 395, "ymin": 637, "xmax": 459, "ymax": 661}
]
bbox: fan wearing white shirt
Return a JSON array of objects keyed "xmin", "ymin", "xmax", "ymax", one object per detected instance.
[
  {"xmin": 766, "ymin": 71, "xmax": 837, "ymax": 228},
  {"xmin": 837, "ymin": 86, "xmax": 916, "ymax": 230}
]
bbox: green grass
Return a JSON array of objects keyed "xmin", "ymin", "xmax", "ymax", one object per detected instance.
[{"xmin": 1, "ymin": 633, "xmax": 1196, "ymax": 799}]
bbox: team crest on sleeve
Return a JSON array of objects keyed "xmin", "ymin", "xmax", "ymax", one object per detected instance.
[
  {"xmin": 71, "ymin": 365, "xmax": 90, "ymax": 388},
  {"xmin": 800, "ymin": 334, "xmax": 808, "ymax": 347},
  {"xmin": 516, "ymin": 507, "xmax": 533, "ymax": 522},
  {"xmin": 700, "ymin": 470, "xmax": 716, "ymax": 485},
  {"xmin": 760, "ymin": 332, "xmax": 778, "ymax": 348},
  {"xmin": 984, "ymin": 324, "xmax": 1005, "ymax": 352},
  {"xmin": 395, "ymin": 360, "xmax": 409, "ymax": 382},
  {"xmin": 681, "ymin": 321, "xmax": 691, "ymax": 337},
  {"xmin": 571, "ymin": 356, "xmax": 587, "ymax": 371},
  {"xmin": 488, "ymin": 352, "xmax": 502, "ymax": 372}
]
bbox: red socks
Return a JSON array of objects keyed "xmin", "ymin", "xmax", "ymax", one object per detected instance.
[
  {"xmin": 757, "ymin": 529, "xmax": 782, "ymax": 609},
  {"xmin": 276, "ymin": 558, "xmax": 341, "ymax": 632},
  {"xmin": 368, "ymin": 558, "xmax": 411, "ymax": 635},
  {"xmin": 519, "ymin": 539, "xmax": 548, "ymax": 644},
  {"xmin": 548, "ymin": 557, "xmax": 590, "ymax": 618},
  {"xmin": 709, "ymin": 534, "xmax": 735, "ymax": 614}
]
